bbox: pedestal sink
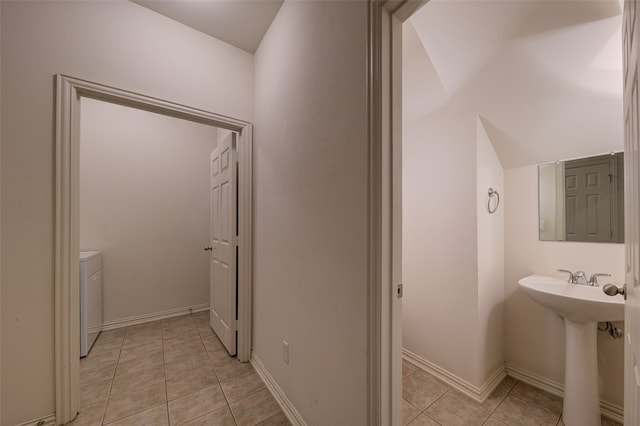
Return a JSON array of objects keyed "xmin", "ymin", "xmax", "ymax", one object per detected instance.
[{"xmin": 518, "ymin": 275, "xmax": 624, "ymax": 426}]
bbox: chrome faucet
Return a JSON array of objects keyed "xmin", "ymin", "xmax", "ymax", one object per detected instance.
[
  {"xmin": 557, "ymin": 269, "xmax": 610, "ymax": 287},
  {"xmin": 588, "ymin": 273, "xmax": 610, "ymax": 287},
  {"xmin": 573, "ymin": 271, "xmax": 588, "ymax": 285}
]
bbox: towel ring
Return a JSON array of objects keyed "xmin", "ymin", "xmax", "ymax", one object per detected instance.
[{"xmin": 487, "ymin": 188, "xmax": 500, "ymax": 214}]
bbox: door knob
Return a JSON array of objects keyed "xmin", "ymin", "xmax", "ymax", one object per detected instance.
[
  {"xmin": 603, "ymin": 283, "xmax": 626, "ymax": 300},
  {"xmin": 204, "ymin": 246, "xmax": 213, "ymax": 251}
]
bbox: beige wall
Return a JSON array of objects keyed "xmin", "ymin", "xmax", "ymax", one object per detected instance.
[
  {"xmin": 504, "ymin": 165, "xmax": 625, "ymax": 406},
  {"xmin": 80, "ymin": 98, "xmax": 217, "ymax": 324},
  {"xmin": 402, "ymin": 111, "xmax": 482, "ymax": 385},
  {"xmin": 253, "ymin": 1, "xmax": 369, "ymax": 424},
  {"xmin": 476, "ymin": 117, "xmax": 505, "ymax": 383},
  {"xmin": 0, "ymin": 1, "xmax": 253, "ymax": 424},
  {"xmin": 403, "ymin": 112, "xmax": 506, "ymax": 388}
]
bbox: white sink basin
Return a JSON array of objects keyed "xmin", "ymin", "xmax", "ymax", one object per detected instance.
[
  {"xmin": 518, "ymin": 274, "xmax": 625, "ymax": 426},
  {"xmin": 518, "ymin": 274, "xmax": 624, "ymax": 323}
]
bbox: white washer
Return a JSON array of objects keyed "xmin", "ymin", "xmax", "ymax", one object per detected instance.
[{"xmin": 80, "ymin": 251, "xmax": 103, "ymax": 357}]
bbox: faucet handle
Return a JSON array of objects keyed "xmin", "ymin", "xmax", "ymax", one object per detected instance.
[
  {"xmin": 558, "ymin": 269, "xmax": 575, "ymax": 283},
  {"xmin": 589, "ymin": 273, "xmax": 611, "ymax": 287}
]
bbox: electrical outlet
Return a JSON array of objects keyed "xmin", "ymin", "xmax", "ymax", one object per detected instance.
[{"xmin": 283, "ymin": 340, "xmax": 289, "ymax": 364}]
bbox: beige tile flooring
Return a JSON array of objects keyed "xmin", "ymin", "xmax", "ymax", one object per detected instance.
[
  {"xmin": 402, "ymin": 360, "xmax": 622, "ymax": 426},
  {"xmin": 73, "ymin": 312, "xmax": 623, "ymax": 426},
  {"xmin": 71, "ymin": 311, "xmax": 290, "ymax": 426}
]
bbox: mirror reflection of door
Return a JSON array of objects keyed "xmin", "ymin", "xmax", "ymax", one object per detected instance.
[{"xmin": 564, "ymin": 153, "xmax": 624, "ymax": 242}]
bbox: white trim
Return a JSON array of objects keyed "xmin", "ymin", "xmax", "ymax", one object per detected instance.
[
  {"xmin": 237, "ymin": 124, "xmax": 253, "ymax": 363},
  {"xmin": 54, "ymin": 74, "xmax": 254, "ymax": 425},
  {"xmin": 371, "ymin": 1, "xmax": 429, "ymax": 423},
  {"xmin": 14, "ymin": 414, "xmax": 56, "ymax": 426},
  {"xmin": 250, "ymin": 353, "xmax": 307, "ymax": 426},
  {"xmin": 505, "ymin": 363, "xmax": 624, "ymax": 424},
  {"xmin": 403, "ymin": 348, "xmax": 507, "ymax": 403},
  {"xmin": 100, "ymin": 304, "xmax": 209, "ymax": 331},
  {"xmin": 366, "ymin": 2, "xmax": 385, "ymax": 424}
]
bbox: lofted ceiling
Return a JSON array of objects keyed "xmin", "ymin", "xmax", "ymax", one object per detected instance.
[
  {"xmin": 130, "ymin": 0, "xmax": 623, "ymax": 169},
  {"xmin": 404, "ymin": 0, "xmax": 624, "ymax": 169},
  {"xmin": 131, "ymin": 0, "xmax": 283, "ymax": 53}
]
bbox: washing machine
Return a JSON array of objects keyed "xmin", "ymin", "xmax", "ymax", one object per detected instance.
[{"xmin": 80, "ymin": 251, "xmax": 103, "ymax": 357}]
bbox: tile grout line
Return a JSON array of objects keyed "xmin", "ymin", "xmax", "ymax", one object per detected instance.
[
  {"xmin": 161, "ymin": 319, "xmax": 171, "ymax": 426},
  {"xmin": 201, "ymin": 325, "xmax": 239, "ymax": 425},
  {"xmin": 100, "ymin": 330, "xmax": 125, "ymax": 425}
]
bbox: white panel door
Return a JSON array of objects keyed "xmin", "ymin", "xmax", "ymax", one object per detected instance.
[
  {"xmin": 623, "ymin": 0, "xmax": 640, "ymax": 424},
  {"xmin": 209, "ymin": 133, "xmax": 238, "ymax": 356}
]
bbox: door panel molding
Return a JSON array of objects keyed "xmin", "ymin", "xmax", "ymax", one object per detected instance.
[{"xmin": 54, "ymin": 74, "xmax": 253, "ymax": 425}]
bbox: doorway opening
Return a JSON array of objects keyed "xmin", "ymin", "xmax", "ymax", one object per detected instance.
[{"xmin": 54, "ymin": 75, "xmax": 253, "ymax": 423}]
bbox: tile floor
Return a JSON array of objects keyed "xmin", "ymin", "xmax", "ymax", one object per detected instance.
[
  {"xmin": 71, "ymin": 311, "xmax": 290, "ymax": 426},
  {"xmin": 73, "ymin": 312, "xmax": 623, "ymax": 426},
  {"xmin": 402, "ymin": 360, "xmax": 622, "ymax": 426}
]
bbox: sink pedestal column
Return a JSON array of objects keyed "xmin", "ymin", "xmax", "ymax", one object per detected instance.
[{"xmin": 563, "ymin": 319, "xmax": 601, "ymax": 426}]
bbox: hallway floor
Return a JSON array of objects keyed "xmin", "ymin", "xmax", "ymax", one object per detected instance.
[
  {"xmin": 402, "ymin": 360, "xmax": 622, "ymax": 426},
  {"xmin": 72, "ymin": 311, "xmax": 289, "ymax": 426},
  {"xmin": 73, "ymin": 311, "xmax": 622, "ymax": 426}
]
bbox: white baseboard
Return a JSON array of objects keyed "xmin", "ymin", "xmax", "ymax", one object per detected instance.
[
  {"xmin": 505, "ymin": 363, "xmax": 624, "ymax": 424},
  {"xmin": 251, "ymin": 352, "xmax": 306, "ymax": 426},
  {"xmin": 403, "ymin": 348, "xmax": 506, "ymax": 403},
  {"xmin": 14, "ymin": 414, "xmax": 56, "ymax": 426},
  {"xmin": 101, "ymin": 303, "xmax": 209, "ymax": 331}
]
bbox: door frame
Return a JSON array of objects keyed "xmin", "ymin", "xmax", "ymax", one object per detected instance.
[
  {"xmin": 54, "ymin": 74, "xmax": 253, "ymax": 424},
  {"xmin": 367, "ymin": 1, "xmax": 426, "ymax": 424}
]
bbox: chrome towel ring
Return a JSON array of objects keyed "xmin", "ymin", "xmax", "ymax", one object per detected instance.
[{"xmin": 487, "ymin": 188, "xmax": 500, "ymax": 214}]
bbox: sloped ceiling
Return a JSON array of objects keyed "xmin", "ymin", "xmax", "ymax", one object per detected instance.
[
  {"xmin": 404, "ymin": 0, "xmax": 624, "ymax": 169},
  {"xmin": 131, "ymin": 0, "xmax": 283, "ymax": 53}
]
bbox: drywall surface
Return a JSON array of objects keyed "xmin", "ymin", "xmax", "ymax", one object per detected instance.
[
  {"xmin": 402, "ymin": 111, "xmax": 482, "ymax": 385},
  {"xmin": 0, "ymin": 1, "xmax": 252, "ymax": 423},
  {"xmin": 80, "ymin": 98, "xmax": 217, "ymax": 323},
  {"xmin": 504, "ymin": 165, "xmax": 625, "ymax": 406},
  {"xmin": 253, "ymin": 1, "xmax": 369, "ymax": 424},
  {"xmin": 476, "ymin": 117, "xmax": 505, "ymax": 382}
]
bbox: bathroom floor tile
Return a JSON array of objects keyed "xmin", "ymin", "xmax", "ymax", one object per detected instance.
[
  {"xmin": 407, "ymin": 413, "xmax": 441, "ymax": 425},
  {"xmin": 425, "ymin": 391, "xmax": 490, "ymax": 425},
  {"xmin": 403, "ymin": 360, "xmax": 417, "ymax": 378},
  {"xmin": 509, "ymin": 382, "xmax": 563, "ymax": 416},
  {"xmin": 402, "ymin": 372, "xmax": 448, "ymax": 411},
  {"xmin": 403, "ymin": 398, "xmax": 421, "ymax": 425},
  {"xmin": 492, "ymin": 395, "xmax": 559, "ymax": 426}
]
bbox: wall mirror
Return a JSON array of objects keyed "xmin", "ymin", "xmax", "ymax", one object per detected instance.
[{"xmin": 538, "ymin": 152, "xmax": 624, "ymax": 243}]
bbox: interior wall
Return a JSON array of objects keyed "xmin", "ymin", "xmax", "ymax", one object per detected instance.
[
  {"xmin": 402, "ymin": 111, "xmax": 481, "ymax": 385},
  {"xmin": 0, "ymin": 3, "xmax": 3, "ymax": 421},
  {"xmin": 504, "ymin": 165, "xmax": 625, "ymax": 406},
  {"xmin": 253, "ymin": 1, "xmax": 369, "ymax": 423},
  {"xmin": 80, "ymin": 98, "xmax": 217, "ymax": 324},
  {"xmin": 0, "ymin": 1, "xmax": 253, "ymax": 424},
  {"xmin": 476, "ymin": 117, "xmax": 505, "ymax": 382}
]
